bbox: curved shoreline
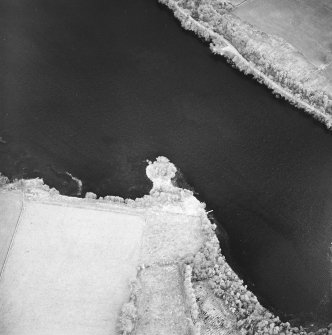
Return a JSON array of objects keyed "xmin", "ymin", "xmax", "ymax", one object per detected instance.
[
  {"xmin": 1, "ymin": 158, "xmax": 331, "ymax": 334},
  {"xmin": 158, "ymin": 0, "xmax": 332, "ymax": 129}
]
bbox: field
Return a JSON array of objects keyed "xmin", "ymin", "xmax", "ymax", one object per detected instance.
[
  {"xmin": 233, "ymin": 0, "xmax": 332, "ymax": 82},
  {"xmin": 0, "ymin": 201, "xmax": 144, "ymax": 335},
  {"xmin": 136, "ymin": 265, "xmax": 189, "ymax": 335}
]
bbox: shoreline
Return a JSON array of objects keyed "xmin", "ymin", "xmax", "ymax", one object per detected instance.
[
  {"xmin": 1, "ymin": 158, "xmax": 331, "ymax": 334},
  {"xmin": 158, "ymin": 0, "xmax": 332, "ymax": 129}
]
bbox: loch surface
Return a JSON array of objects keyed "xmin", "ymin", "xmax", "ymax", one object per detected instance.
[{"xmin": 1, "ymin": 0, "xmax": 332, "ymax": 322}]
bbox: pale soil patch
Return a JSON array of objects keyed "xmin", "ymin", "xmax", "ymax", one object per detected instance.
[
  {"xmin": 0, "ymin": 192, "xmax": 23, "ymax": 273},
  {"xmin": 136, "ymin": 264, "xmax": 189, "ymax": 335},
  {"xmin": 0, "ymin": 201, "xmax": 144, "ymax": 335},
  {"xmin": 233, "ymin": 0, "xmax": 332, "ymax": 82}
]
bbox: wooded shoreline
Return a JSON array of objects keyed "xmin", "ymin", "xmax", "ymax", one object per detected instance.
[
  {"xmin": 1, "ymin": 157, "xmax": 331, "ymax": 334},
  {"xmin": 158, "ymin": 0, "xmax": 332, "ymax": 129}
]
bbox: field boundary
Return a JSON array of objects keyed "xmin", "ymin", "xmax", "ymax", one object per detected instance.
[{"xmin": 0, "ymin": 193, "xmax": 24, "ymax": 283}]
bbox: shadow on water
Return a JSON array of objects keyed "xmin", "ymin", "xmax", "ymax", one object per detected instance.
[{"xmin": 0, "ymin": 0, "xmax": 332, "ymax": 326}]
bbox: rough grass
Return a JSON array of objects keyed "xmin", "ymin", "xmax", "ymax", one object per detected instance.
[
  {"xmin": 136, "ymin": 265, "xmax": 189, "ymax": 335},
  {"xmin": 141, "ymin": 212, "xmax": 204, "ymax": 265},
  {"xmin": 234, "ymin": 0, "xmax": 332, "ymax": 83}
]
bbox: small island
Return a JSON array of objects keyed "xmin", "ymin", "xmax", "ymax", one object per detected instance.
[{"xmin": 158, "ymin": 0, "xmax": 332, "ymax": 128}]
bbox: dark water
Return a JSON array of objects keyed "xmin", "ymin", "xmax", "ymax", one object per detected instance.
[{"xmin": 1, "ymin": 0, "xmax": 332, "ymax": 324}]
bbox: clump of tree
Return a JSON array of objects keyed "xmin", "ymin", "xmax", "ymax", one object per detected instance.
[
  {"xmin": 118, "ymin": 302, "xmax": 137, "ymax": 335},
  {"xmin": 0, "ymin": 173, "xmax": 9, "ymax": 187},
  {"xmin": 118, "ymin": 280, "xmax": 141, "ymax": 335},
  {"xmin": 103, "ymin": 195, "xmax": 125, "ymax": 203},
  {"xmin": 85, "ymin": 192, "xmax": 97, "ymax": 199}
]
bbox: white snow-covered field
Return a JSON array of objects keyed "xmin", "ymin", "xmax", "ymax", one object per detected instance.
[{"xmin": 0, "ymin": 200, "xmax": 144, "ymax": 335}]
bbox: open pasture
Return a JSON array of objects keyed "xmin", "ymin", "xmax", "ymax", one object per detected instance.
[
  {"xmin": 234, "ymin": 0, "xmax": 332, "ymax": 82},
  {"xmin": 0, "ymin": 201, "xmax": 144, "ymax": 335}
]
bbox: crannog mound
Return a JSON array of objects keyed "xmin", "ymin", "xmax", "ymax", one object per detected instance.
[{"xmin": 0, "ymin": 157, "xmax": 331, "ymax": 335}]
